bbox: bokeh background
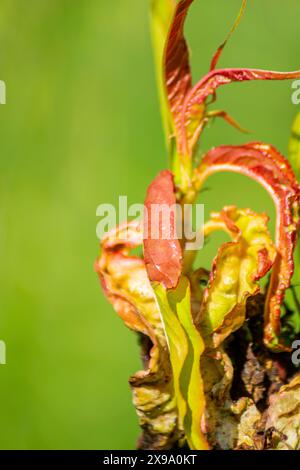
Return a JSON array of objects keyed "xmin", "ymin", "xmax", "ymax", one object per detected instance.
[{"xmin": 0, "ymin": 0, "xmax": 299, "ymax": 449}]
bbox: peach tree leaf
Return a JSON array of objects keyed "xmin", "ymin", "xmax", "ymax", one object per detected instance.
[
  {"xmin": 162, "ymin": 0, "xmax": 300, "ymax": 190},
  {"xmin": 153, "ymin": 276, "xmax": 209, "ymax": 450},
  {"xmin": 199, "ymin": 206, "xmax": 276, "ymax": 348},
  {"xmin": 143, "ymin": 169, "xmax": 182, "ymax": 289},
  {"xmin": 164, "ymin": 0, "xmax": 192, "ymax": 147},
  {"xmin": 182, "ymin": 68, "xmax": 300, "ymax": 157},
  {"xmin": 164, "ymin": 0, "xmax": 246, "ymax": 155},
  {"xmin": 266, "ymin": 374, "xmax": 300, "ymax": 450},
  {"xmin": 194, "ymin": 143, "xmax": 300, "ymax": 350}
]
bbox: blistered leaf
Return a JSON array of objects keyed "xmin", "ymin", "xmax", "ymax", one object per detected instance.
[
  {"xmin": 200, "ymin": 348, "xmax": 263, "ymax": 450},
  {"xmin": 194, "ymin": 144, "xmax": 300, "ymax": 350},
  {"xmin": 200, "ymin": 350, "xmax": 249, "ymax": 450},
  {"xmin": 236, "ymin": 400, "xmax": 262, "ymax": 449},
  {"xmin": 153, "ymin": 276, "xmax": 209, "ymax": 450},
  {"xmin": 266, "ymin": 374, "xmax": 300, "ymax": 450},
  {"xmin": 143, "ymin": 169, "xmax": 182, "ymax": 289},
  {"xmin": 199, "ymin": 206, "xmax": 276, "ymax": 348},
  {"xmin": 95, "ymin": 221, "xmax": 180, "ymax": 449}
]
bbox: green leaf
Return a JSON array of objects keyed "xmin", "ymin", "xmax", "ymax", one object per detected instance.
[
  {"xmin": 153, "ymin": 276, "xmax": 209, "ymax": 450},
  {"xmin": 150, "ymin": 0, "xmax": 176, "ymax": 158}
]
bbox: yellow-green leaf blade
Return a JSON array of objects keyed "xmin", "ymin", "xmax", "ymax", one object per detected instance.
[
  {"xmin": 153, "ymin": 276, "xmax": 209, "ymax": 450},
  {"xmin": 200, "ymin": 207, "xmax": 276, "ymax": 348},
  {"xmin": 150, "ymin": 0, "xmax": 176, "ymax": 157}
]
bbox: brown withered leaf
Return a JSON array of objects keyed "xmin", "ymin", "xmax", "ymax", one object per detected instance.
[
  {"xmin": 200, "ymin": 349, "xmax": 262, "ymax": 450},
  {"xmin": 266, "ymin": 374, "xmax": 300, "ymax": 450},
  {"xmin": 241, "ymin": 344, "xmax": 266, "ymax": 404}
]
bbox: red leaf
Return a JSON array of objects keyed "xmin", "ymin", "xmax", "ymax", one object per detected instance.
[
  {"xmin": 164, "ymin": 0, "xmax": 193, "ymax": 145},
  {"xmin": 194, "ymin": 143, "xmax": 300, "ymax": 349},
  {"xmin": 163, "ymin": 0, "xmax": 300, "ymax": 157},
  {"xmin": 143, "ymin": 170, "xmax": 182, "ymax": 289},
  {"xmin": 181, "ymin": 68, "xmax": 300, "ymax": 156}
]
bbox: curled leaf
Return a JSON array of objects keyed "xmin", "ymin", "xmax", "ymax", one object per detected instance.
[
  {"xmin": 266, "ymin": 374, "xmax": 300, "ymax": 450},
  {"xmin": 143, "ymin": 169, "xmax": 182, "ymax": 289},
  {"xmin": 163, "ymin": 0, "xmax": 300, "ymax": 160},
  {"xmin": 200, "ymin": 350, "xmax": 262, "ymax": 450},
  {"xmin": 164, "ymin": 0, "xmax": 193, "ymax": 146},
  {"xmin": 194, "ymin": 143, "xmax": 300, "ymax": 350},
  {"xmin": 182, "ymin": 69, "xmax": 300, "ymax": 156},
  {"xmin": 199, "ymin": 206, "xmax": 276, "ymax": 348},
  {"xmin": 95, "ymin": 221, "xmax": 180, "ymax": 449},
  {"xmin": 164, "ymin": 0, "xmax": 247, "ymax": 153}
]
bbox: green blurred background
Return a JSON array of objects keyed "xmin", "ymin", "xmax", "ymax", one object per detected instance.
[{"xmin": 0, "ymin": 0, "xmax": 299, "ymax": 449}]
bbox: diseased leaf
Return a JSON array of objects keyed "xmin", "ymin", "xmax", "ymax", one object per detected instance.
[
  {"xmin": 199, "ymin": 206, "xmax": 276, "ymax": 348},
  {"xmin": 143, "ymin": 169, "xmax": 182, "ymax": 289},
  {"xmin": 182, "ymin": 69, "xmax": 300, "ymax": 157},
  {"xmin": 164, "ymin": 0, "xmax": 193, "ymax": 146},
  {"xmin": 163, "ymin": 0, "xmax": 300, "ymax": 161},
  {"xmin": 95, "ymin": 221, "xmax": 180, "ymax": 449},
  {"xmin": 266, "ymin": 374, "xmax": 300, "ymax": 450},
  {"xmin": 164, "ymin": 0, "xmax": 246, "ymax": 156},
  {"xmin": 236, "ymin": 400, "xmax": 262, "ymax": 449},
  {"xmin": 97, "ymin": 0, "xmax": 300, "ymax": 451},
  {"xmin": 153, "ymin": 276, "xmax": 209, "ymax": 450},
  {"xmin": 200, "ymin": 349, "xmax": 236, "ymax": 449},
  {"xmin": 194, "ymin": 144, "xmax": 300, "ymax": 350},
  {"xmin": 200, "ymin": 350, "xmax": 262, "ymax": 450},
  {"xmin": 163, "ymin": 0, "xmax": 194, "ymax": 189}
]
